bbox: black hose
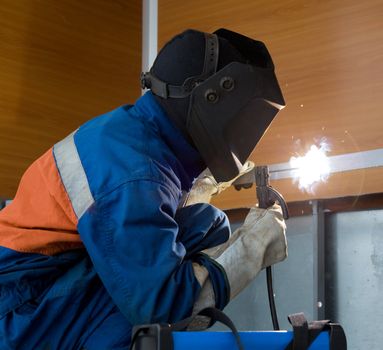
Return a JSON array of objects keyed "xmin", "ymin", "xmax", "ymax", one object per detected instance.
[{"xmin": 266, "ymin": 265, "xmax": 280, "ymax": 330}]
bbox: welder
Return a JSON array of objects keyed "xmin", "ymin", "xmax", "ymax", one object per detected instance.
[{"xmin": 0, "ymin": 28, "xmax": 287, "ymax": 349}]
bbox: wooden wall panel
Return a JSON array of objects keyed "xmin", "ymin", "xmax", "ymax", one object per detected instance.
[
  {"xmin": 0, "ymin": 0, "xmax": 141, "ymax": 197},
  {"xmin": 159, "ymin": 0, "xmax": 383, "ymax": 207}
]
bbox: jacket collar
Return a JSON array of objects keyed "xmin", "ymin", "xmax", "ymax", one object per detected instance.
[{"xmin": 134, "ymin": 92, "xmax": 206, "ymax": 191}]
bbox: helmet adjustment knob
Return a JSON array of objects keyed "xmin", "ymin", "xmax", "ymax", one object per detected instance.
[
  {"xmin": 205, "ymin": 89, "xmax": 219, "ymax": 103},
  {"xmin": 220, "ymin": 76, "xmax": 235, "ymax": 91}
]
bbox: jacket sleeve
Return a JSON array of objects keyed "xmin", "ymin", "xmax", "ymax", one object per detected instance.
[
  {"xmin": 77, "ymin": 179, "xmax": 229, "ymax": 325},
  {"xmin": 175, "ymin": 203, "xmax": 231, "ymax": 259}
]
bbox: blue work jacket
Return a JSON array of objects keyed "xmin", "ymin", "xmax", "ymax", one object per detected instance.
[{"xmin": 0, "ymin": 92, "xmax": 230, "ymax": 349}]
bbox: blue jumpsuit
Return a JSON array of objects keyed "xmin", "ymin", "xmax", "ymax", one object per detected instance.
[{"xmin": 0, "ymin": 92, "xmax": 230, "ymax": 349}]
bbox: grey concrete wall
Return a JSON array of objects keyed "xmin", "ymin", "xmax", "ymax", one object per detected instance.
[
  {"xmin": 326, "ymin": 210, "xmax": 383, "ymax": 350},
  {"xmin": 212, "ymin": 209, "xmax": 383, "ymax": 350}
]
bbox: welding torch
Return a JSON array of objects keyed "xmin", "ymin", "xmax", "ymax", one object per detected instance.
[{"xmin": 233, "ymin": 165, "xmax": 289, "ymax": 331}]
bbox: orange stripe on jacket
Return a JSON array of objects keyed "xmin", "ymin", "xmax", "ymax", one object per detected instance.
[{"xmin": 0, "ymin": 148, "xmax": 84, "ymax": 255}]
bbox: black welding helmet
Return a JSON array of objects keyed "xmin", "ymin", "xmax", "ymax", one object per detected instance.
[{"xmin": 141, "ymin": 28, "xmax": 285, "ymax": 182}]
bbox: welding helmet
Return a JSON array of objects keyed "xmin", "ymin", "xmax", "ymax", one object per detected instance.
[{"xmin": 141, "ymin": 28, "xmax": 285, "ymax": 182}]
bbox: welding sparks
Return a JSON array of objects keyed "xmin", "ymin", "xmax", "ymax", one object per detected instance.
[{"xmin": 290, "ymin": 142, "xmax": 330, "ymax": 192}]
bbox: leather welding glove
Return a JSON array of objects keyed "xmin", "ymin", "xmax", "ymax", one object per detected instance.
[
  {"xmin": 215, "ymin": 204, "xmax": 287, "ymax": 299},
  {"xmin": 189, "ymin": 204, "xmax": 287, "ymax": 329},
  {"xmin": 185, "ymin": 161, "xmax": 254, "ymax": 205}
]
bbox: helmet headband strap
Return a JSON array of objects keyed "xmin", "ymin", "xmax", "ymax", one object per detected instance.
[{"xmin": 141, "ymin": 34, "xmax": 219, "ymax": 99}]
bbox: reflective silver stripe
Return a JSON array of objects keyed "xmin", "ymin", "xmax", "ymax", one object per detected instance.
[{"xmin": 53, "ymin": 131, "xmax": 94, "ymax": 219}]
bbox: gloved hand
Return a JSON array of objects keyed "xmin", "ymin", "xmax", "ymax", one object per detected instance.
[
  {"xmin": 215, "ymin": 204, "xmax": 287, "ymax": 299},
  {"xmin": 185, "ymin": 161, "xmax": 254, "ymax": 205},
  {"xmin": 189, "ymin": 204, "xmax": 287, "ymax": 328}
]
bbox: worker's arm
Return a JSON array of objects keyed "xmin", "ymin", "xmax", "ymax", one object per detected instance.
[
  {"xmin": 182, "ymin": 167, "xmax": 287, "ymax": 329},
  {"xmin": 175, "ymin": 203, "xmax": 230, "ymax": 259},
  {"xmin": 77, "ymin": 179, "xmax": 230, "ymax": 325},
  {"xmin": 185, "ymin": 205, "xmax": 287, "ymax": 331}
]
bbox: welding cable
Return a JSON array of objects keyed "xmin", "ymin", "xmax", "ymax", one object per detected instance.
[{"xmin": 266, "ymin": 266, "xmax": 280, "ymax": 330}]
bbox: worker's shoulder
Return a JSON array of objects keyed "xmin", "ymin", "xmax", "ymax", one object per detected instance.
[
  {"xmin": 73, "ymin": 105, "xmax": 150, "ymax": 163},
  {"xmin": 69, "ymin": 106, "xmax": 182, "ymax": 202},
  {"xmin": 76, "ymin": 105, "xmax": 143, "ymax": 143}
]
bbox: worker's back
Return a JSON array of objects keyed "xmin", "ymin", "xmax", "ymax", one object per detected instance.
[{"xmin": 0, "ymin": 91, "xmax": 202, "ymax": 348}]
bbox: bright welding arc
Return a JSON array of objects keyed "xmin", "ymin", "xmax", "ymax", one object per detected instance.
[{"xmin": 289, "ymin": 142, "xmax": 330, "ymax": 192}]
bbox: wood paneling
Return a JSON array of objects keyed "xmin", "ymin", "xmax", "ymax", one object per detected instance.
[
  {"xmin": 0, "ymin": 0, "xmax": 141, "ymax": 197},
  {"xmin": 159, "ymin": 0, "xmax": 383, "ymax": 207}
]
